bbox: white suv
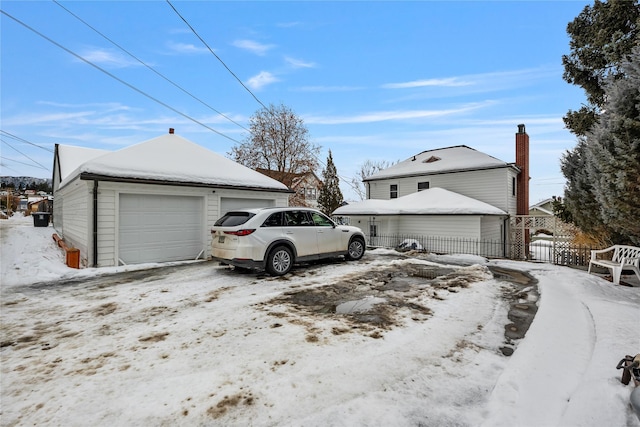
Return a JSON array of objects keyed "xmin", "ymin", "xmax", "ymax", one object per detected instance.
[{"xmin": 211, "ymin": 207, "xmax": 366, "ymax": 275}]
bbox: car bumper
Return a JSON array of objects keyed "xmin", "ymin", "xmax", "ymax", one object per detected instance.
[{"xmin": 211, "ymin": 256, "xmax": 263, "ymax": 270}]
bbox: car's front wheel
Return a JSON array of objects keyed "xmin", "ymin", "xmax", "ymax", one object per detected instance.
[
  {"xmin": 345, "ymin": 237, "xmax": 365, "ymax": 261},
  {"xmin": 266, "ymin": 246, "xmax": 293, "ymax": 276}
]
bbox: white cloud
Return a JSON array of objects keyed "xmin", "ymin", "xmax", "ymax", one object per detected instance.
[
  {"xmin": 284, "ymin": 56, "xmax": 316, "ymax": 68},
  {"xmin": 246, "ymin": 71, "xmax": 279, "ymax": 90},
  {"xmin": 78, "ymin": 48, "xmax": 140, "ymax": 68},
  {"xmin": 305, "ymin": 102, "xmax": 491, "ymax": 125},
  {"xmin": 232, "ymin": 39, "xmax": 275, "ymax": 56},
  {"xmin": 383, "ymin": 67, "xmax": 559, "ymax": 91},
  {"xmin": 382, "ymin": 77, "xmax": 472, "ymax": 89},
  {"xmin": 165, "ymin": 41, "xmax": 210, "ymax": 55}
]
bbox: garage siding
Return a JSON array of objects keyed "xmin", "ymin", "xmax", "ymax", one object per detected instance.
[
  {"xmin": 397, "ymin": 215, "xmax": 481, "ymax": 239},
  {"xmin": 55, "ymin": 179, "xmax": 92, "ymax": 267},
  {"xmin": 91, "ymin": 183, "xmax": 289, "ymax": 267}
]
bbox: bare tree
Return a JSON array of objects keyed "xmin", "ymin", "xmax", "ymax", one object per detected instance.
[
  {"xmin": 229, "ymin": 103, "xmax": 320, "ymax": 185},
  {"xmin": 350, "ymin": 159, "xmax": 397, "ymax": 200}
]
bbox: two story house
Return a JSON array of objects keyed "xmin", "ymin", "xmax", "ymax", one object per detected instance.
[
  {"xmin": 256, "ymin": 169, "xmax": 323, "ymax": 208},
  {"xmin": 334, "ymin": 125, "xmax": 531, "ymax": 256}
]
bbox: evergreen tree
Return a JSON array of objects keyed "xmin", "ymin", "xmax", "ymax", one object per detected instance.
[
  {"xmin": 562, "ymin": 0, "xmax": 639, "ymax": 136},
  {"xmin": 585, "ymin": 46, "xmax": 640, "ymax": 244},
  {"xmin": 317, "ymin": 151, "xmax": 343, "ymax": 216},
  {"xmin": 560, "ymin": 139, "xmax": 609, "ymax": 237},
  {"xmin": 560, "ymin": 0, "xmax": 640, "ymax": 241}
]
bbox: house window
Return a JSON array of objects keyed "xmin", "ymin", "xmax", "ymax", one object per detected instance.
[
  {"xmin": 417, "ymin": 182, "xmax": 430, "ymax": 191},
  {"xmin": 306, "ymin": 188, "xmax": 317, "ymax": 200},
  {"xmin": 512, "ymin": 177, "xmax": 516, "ymax": 196},
  {"xmin": 390, "ymin": 184, "xmax": 398, "ymax": 199}
]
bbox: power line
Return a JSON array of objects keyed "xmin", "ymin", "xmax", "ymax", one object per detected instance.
[
  {"xmin": 52, "ymin": 0, "xmax": 248, "ymax": 132},
  {"xmin": 0, "ymin": 138, "xmax": 50, "ymax": 170},
  {"xmin": 0, "ymin": 130, "xmax": 54, "ymax": 153},
  {"xmin": 0, "ymin": 9, "xmax": 242, "ymax": 145},
  {"xmin": 1, "ymin": 155, "xmax": 47, "ymax": 168},
  {"xmin": 165, "ymin": 0, "xmax": 267, "ymax": 110}
]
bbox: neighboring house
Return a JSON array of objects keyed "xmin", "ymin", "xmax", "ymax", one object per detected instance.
[
  {"xmin": 28, "ymin": 196, "xmax": 53, "ymax": 213},
  {"xmin": 529, "ymin": 198, "xmax": 555, "ymax": 216},
  {"xmin": 334, "ymin": 125, "xmax": 531, "ymax": 256},
  {"xmin": 53, "ymin": 129, "xmax": 292, "ymax": 268},
  {"xmin": 256, "ymin": 169, "xmax": 323, "ymax": 208}
]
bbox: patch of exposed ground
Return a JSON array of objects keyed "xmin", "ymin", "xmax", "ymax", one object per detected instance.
[
  {"xmin": 488, "ymin": 266, "xmax": 539, "ymax": 356},
  {"xmin": 258, "ymin": 262, "xmax": 492, "ymax": 339}
]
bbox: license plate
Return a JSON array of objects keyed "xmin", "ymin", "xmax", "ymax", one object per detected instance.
[{"xmin": 218, "ymin": 235, "xmax": 225, "ymax": 244}]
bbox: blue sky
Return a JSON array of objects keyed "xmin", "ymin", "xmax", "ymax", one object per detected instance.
[{"xmin": 1, "ymin": 1, "xmax": 591, "ymax": 203}]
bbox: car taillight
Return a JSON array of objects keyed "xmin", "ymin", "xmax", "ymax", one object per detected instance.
[{"xmin": 224, "ymin": 229, "xmax": 256, "ymax": 236}]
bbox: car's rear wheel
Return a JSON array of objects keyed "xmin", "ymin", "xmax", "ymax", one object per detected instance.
[
  {"xmin": 266, "ymin": 246, "xmax": 293, "ymax": 276},
  {"xmin": 346, "ymin": 237, "xmax": 365, "ymax": 261}
]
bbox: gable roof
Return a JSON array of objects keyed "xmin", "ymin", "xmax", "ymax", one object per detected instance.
[
  {"xmin": 55, "ymin": 145, "xmax": 109, "ymax": 183},
  {"xmin": 333, "ymin": 187, "xmax": 507, "ymax": 216},
  {"xmin": 364, "ymin": 145, "xmax": 517, "ymax": 181},
  {"xmin": 57, "ymin": 133, "xmax": 289, "ymax": 192}
]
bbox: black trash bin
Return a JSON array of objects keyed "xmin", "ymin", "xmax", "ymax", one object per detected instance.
[{"xmin": 33, "ymin": 212, "xmax": 51, "ymax": 227}]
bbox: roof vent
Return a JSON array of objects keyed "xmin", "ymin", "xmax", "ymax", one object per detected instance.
[
  {"xmin": 169, "ymin": 128, "xmax": 175, "ymax": 134},
  {"xmin": 423, "ymin": 156, "xmax": 441, "ymax": 163}
]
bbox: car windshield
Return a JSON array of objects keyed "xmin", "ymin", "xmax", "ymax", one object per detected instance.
[{"xmin": 214, "ymin": 212, "xmax": 255, "ymax": 227}]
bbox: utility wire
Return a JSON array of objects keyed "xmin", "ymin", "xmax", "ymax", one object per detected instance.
[
  {"xmin": 0, "ymin": 9, "xmax": 242, "ymax": 144},
  {"xmin": 1, "ymin": 155, "xmax": 47, "ymax": 168},
  {"xmin": 0, "ymin": 130, "xmax": 54, "ymax": 153},
  {"xmin": 161, "ymin": 3, "xmax": 360, "ymax": 194},
  {"xmin": 166, "ymin": 0, "xmax": 267, "ymax": 110},
  {"xmin": 52, "ymin": 0, "xmax": 248, "ymax": 132},
  {"xmin": 0, "ymin": 138, "xmax": 50, "ymax": 170}
]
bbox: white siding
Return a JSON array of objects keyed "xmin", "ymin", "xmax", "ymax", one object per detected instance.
[
  {"xmin": 54, "ymin": 178, "xmax": 92, "ymax": 267},
  {"xmin": 367, "ymin": 167, "xmax": 515, "ymax": 213},
  {"xmin": 480, "ymin": 216, "xmax": 505, "ymax": 258},
  {"xmin": 55, "ymin": 180, "xmax": 289, "ymax": 268},
  {"xmin": 398, "ymin": 215, "xmax": 481, "ymax": 239}
]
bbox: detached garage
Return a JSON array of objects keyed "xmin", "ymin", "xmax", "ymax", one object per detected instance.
[{"xmin": 52, "ymin": 130, "xmax": 291, "ymax": 267}]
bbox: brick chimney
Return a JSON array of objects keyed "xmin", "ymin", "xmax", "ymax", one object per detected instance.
[
  {"xmin": 169, "ymin": 128, "xmax": 175, "ymax": 134},
  {"xmin": 515, "ymin": 124, "xmax": 529, "ymax": 215}
]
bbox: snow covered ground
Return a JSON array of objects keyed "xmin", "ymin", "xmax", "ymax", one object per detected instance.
[{"xmin": 1, "ymin": 214, "xmax": 639, "ymax": 426}]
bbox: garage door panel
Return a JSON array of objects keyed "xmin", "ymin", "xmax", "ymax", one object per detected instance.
[{"xmin": 119, "ymin": 194, "xmax": 203, "ymax": 264}]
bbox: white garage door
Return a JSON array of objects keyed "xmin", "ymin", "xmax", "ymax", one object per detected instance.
[
  {"xmin": 220, "ymin": 197, "xmax": 275, "ymax": 215},
  {"xmin": 119, "ymin": 194, "xmax": 203, "ymax": 264}
]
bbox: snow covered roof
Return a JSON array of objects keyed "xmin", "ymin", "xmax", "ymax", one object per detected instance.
[
  {"xmin": 56, "ymin": 145, "xmax": 109, "ymax": 183},
  {"xmin": 364, "ymin": 145, "xmax": 516, "ymax": 181},
  {"xmin": 333, "ymin": 187, "xmax": 507, "ymax": 216},
  {"xmin": 58, "ymin": 133, "xmax": 289, "ymax": 191}
]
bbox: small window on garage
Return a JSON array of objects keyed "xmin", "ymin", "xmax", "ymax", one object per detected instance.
[
  {"xmin": 390, "ymin": 184, "xmax": 398, "ymax": 199},
  {"xmin": 418, "ymin": 182, "xmax": 430, "ymax": 191}
]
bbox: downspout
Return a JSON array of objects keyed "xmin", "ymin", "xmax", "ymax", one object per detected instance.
[{"xmin": 93, "ymin": 180, "xmax": 98, "ymax": 267}]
